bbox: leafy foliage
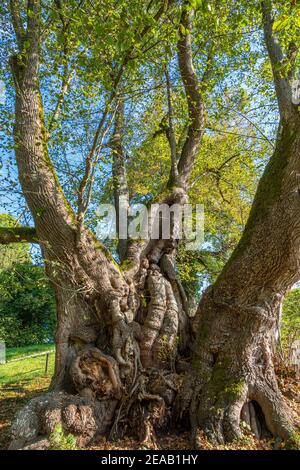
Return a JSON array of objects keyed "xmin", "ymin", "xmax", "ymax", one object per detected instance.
[
  {"xmin": 49, "ymin": 424, "xmax": 77, "ymax": 451},
  {"xmin": 0, "ymin": 215, "xmax": 30, "ymax": 271},
  {"xmin": 0, "ymin": 263, "xmax": 56, "ymax": 347},
  {"xmin": 281, "ymin": 288, "xmax": 300, "ymax": 349}
]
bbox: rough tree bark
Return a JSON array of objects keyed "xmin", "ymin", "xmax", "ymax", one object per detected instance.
[
  {"xmin": 178, "ymin": 114, "xmax": 300, "ymax": 447},
  {"xmin": 4, "ymin": 0, "xmax": 300, "ymax": 450},
  {"xmin": 6, "ymin": 0, "xmax": 203, "ymax": 450},
  {"xmin": 173, "ymin": 0, "xmax": 300, "ymax": 448}
]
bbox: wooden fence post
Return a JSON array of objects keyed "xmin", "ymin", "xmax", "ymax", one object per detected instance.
[{"xmin": 45, "ymin": 353, "xmax": 50, "ymax": 375}]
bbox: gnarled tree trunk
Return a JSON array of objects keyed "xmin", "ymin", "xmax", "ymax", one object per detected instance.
[
  {"xmin": 176, "ymin": 115, "xmax": 300, "ymax": 447},
  {"xmin": 7, "ymin": 0, "xmax": 200, "ymax": 450},
  {"xmin": 175, "ymin": 0, "xmax": 300, "ymax": 444},
  {"xmin": 176, "ymin": 12, "xmax": 300, "ymax": 438}
]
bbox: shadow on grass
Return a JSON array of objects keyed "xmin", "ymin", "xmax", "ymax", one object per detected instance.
[
  {"xmin": 0, "ymin": 375, "xmax": 52, "ymax": 449},
  {"xmin": 1, "ymin": 368, "xmax": 48, "ymax": 387}
]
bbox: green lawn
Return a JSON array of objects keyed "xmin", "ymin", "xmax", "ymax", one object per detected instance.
[
  {"xmin": 0, "ymin": 344, "xmax": 55, "ymax": 386},
  {"xmin": 5, "ymin": 343, "xmax": 55, "ymax": 361}
]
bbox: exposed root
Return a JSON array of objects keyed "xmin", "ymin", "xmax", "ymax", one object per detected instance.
[
  {"xmin": 108, "ymin": 370, "xmax": 181, "ymax": 443},
  {"xmin": 9, "ymin": 392, "xmax": 118, "ymax": 449},
  {"xmin": 251, "ymin": 381, "xmax": 297, "ymax": 444},
  {"xmin": 129, "ymin": 393, "xmax": 166, "ymax": 446},
  {"xmin": 186, "ymin": 368, "xmax": 298, "ymax": 448}
]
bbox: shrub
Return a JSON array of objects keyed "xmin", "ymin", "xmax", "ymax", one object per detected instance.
[
  {"xmin": 49, "ymin": 424, "xmax": 77, "ymax": 450},
  {"xmin": 282, "ymin": 288, "xmax": 300, "ymax": 350},
  {"xmin": 0, "ymin": 263, "xmax": 56, "ymax": 347}
]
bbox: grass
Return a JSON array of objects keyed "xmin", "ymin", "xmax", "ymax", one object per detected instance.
[
  {"xmin": 0, "ymin": 374, "xmax": 52, "ymax": 449},
  {"xmin": 5, "ymin": 343, "xmax": 55, "ymax": 361},
  {"xmin": 0, "ymin": 344, "xmax": 55, "ymax": 386},
  {"xmin": 0, "ymin": 344, "xmax": 55, "ymax": 449}
]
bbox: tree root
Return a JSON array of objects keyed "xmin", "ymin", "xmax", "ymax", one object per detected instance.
[
  {"xmin": 9, "ymin": 391, "xmax": 118, "ymax": 449},
  {"xmin": 188, "ymin": 372, "xmax": 299, "ymax": 448},
  {"xmin": 251, "ymin": 382, "xmax": 297, "ymax": 445},
  {"xmin": 108, "ymin": 370, "xmax": 180, "ymax": 443}
]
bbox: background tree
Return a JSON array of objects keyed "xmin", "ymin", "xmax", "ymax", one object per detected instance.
[
  {"xmin": 0, "ymin": 262, "xmax": 56, "ymax": 347},
  {"xmin": 0, "ymin": 214, "xmax": 55, "ymax": 347},
  {"xmin": 281, "ymin": 288, "xmax": 300, "ymax": 354}
]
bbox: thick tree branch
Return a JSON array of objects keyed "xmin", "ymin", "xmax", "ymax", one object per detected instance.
[
  {"xmin": 10, "ymin": 0, "xmax": 25, "ymax": 49},
  {"xmin": 110, "ymin": 96, "xmax": 130, "ymax": 262},
  {"xmin": 175, "ymin": 3, "xmax": 205, "ymax": 190},
  {"xmin": 0, "ymin": 226, "xmax": 37, "ymax": 244},
  {"xmin": 10, "ymin": 0, "xmax": 77, "ymax": 254},
  {"xmin": 287, "ymin": 42, "xmax": 298, "ymax": 80},
  {"xmin": 261, "ymin": 0, "xmax": 295, "ymax": 120},
  {"xmin": 165, "ymin": 65, "xmax": 179, "ymax": 183}
]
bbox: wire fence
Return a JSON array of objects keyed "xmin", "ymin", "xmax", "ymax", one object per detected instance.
[
  {"xmin": 0, "ymin": 342, "xmax": 55, "ymax": 376},
  {"xmin": 6, "ymin": 350, "xmax": 55, "ymax": 374}
]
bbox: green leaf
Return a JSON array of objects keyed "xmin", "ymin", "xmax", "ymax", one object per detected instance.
[
  {"xmin": 273, "ymin": 16, "xmax": 289, "ymax": 33},
  {"xmin": 190, "ymin": 0, "xmax": 202, "ymax": 7},
  {"xmin": 179, "ymin": 23, "xmax": 186, "ymax": 35}
]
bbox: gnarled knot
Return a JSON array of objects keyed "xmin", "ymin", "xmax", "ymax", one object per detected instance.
[{"xmin": 70, "ymin": 347, "xmax": 122, "ymax": 400}]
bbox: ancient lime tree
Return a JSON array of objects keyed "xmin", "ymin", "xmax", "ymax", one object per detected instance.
[{"xmin": 0, "ymin": 0, "xmax": 299, "ymax": 448}]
